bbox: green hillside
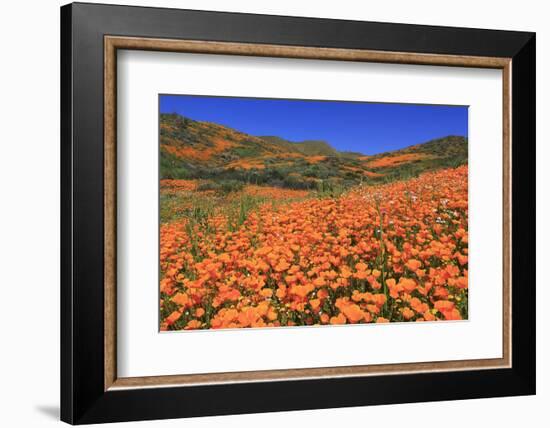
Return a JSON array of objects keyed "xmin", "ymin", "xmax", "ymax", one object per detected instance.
[{"xmin": 260, "ymin": 136, "xmax": 338, "ymax": 156}]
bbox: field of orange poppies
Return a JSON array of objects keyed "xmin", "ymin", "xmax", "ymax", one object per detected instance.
[{"xmin": 159, "ymin": 165, "xmax": 468, "ymax": 331}]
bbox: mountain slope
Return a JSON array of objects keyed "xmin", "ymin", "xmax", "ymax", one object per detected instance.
[
  {"xmin": 260, "ymin": 136, "xmax": 338, "ymax": 156},
  {"xmin": 160, "ymin": 113, "xmax": 467, "ymax": 188},
  {"xmin": 160, "ymin": 113, "xmax": 289, "ymax": 165},
  {"xmin": 362, "ymin": 135, "xmax": 468, "ymax": 180}
]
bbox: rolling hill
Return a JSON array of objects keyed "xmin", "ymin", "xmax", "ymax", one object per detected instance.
[
  {"xmin": 160, "ymin": 112, "xmax": 467, "ymax": 189},
  {"xmin": 260, "ymin": 136, "xmax": 338, "ymax": 156}
]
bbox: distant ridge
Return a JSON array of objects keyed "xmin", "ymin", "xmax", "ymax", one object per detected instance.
[{"xmin": 260, "ymin": 136, "xmax": 337, "ymax": 156}]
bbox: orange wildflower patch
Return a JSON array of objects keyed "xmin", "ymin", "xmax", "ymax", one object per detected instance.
[
  {"xmin": 161, "ymin": 136, "xmax": 235, "ymax": 162},
  {"xmin": 242, "ymin": 185, "xmax": 309, "ymax": 200},
  {"xmin": 306, "ymin": 155, "xmax": 327, "ymax": 164},
  {"xmin": 160, "ymin": 166, "xmax": 468, "ymax": 330},
  {"xmin": 366, "ymin": 153, "xmax": 430, "ymax": 168},
  {"xmin": 226, "ymin": 159, "xmax": 266, "ymax": 170},
  {"xmin": 160, "ymin": 179, "xmax": 198, "ymax": 192}
]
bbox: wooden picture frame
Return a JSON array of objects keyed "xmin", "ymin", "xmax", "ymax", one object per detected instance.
[{"xmin": 61, "ymin": 2, "xmax": 535, "ymax": 424}]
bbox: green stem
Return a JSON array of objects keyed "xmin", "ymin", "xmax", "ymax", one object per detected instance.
[{"xmin": 375, "ymin": 198, "xmax": 389, "ymax": 317}]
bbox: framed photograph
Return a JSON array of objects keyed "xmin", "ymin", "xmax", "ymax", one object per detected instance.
[{"xmin": 61, "ymin": 2, "xmax": 535, "ymax": 424}]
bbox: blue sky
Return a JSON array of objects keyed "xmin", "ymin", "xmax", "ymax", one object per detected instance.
[{"xmin": 160, "ymin": 94, "xmax": 468, "ymax": 155}]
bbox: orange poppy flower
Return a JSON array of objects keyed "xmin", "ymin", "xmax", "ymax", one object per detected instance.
[
  {"xmin": 401, "ymin": 307, "xmax": 415, "ymax": 320},
  {"xmin": 406, "ymin": 259, "xmax": 422, "ymax": 271},
  {"xmin": 171, "ymin": 293, "xmax": 190, "ymax": 307},
  {"xmin": 185, "ymin": 319, "xmax": 202, "ymax": 329},
  {"xmin": 165, "ymin": 311, "xmax": 182, "ymax": 326},
  {"xmin": 330, "ymin": 313, "xmax": 347, "ymax": 325},
  {"xmin": 342, "ymin": 304, "xmax": 365, "ymax": 323},
  {"xmin": 260, "ymin": 288, "xmax": 273, "ymax": 298},
  {"xmin": 399, "ymin": 278, "xmax": 417, "ymax": 293}
]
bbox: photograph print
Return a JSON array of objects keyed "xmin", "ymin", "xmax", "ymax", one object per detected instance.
[{"xmin": 159, "ymin": 95, "xmax": 469, "ymax": 331}]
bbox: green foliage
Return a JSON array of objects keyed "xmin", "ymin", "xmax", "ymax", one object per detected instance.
[
  {"xmin": 315, "ymin": 179, "xmax": 346, "ymax": 198},
  {"xmin": 283, "ymin": 174, "xmax": 315, "ymax": 190},
  {"xmin": 227, "ymin": 195, "xmax": 260, "ymax": 231},
  {"xmin": 160, "ymin": 150, "xmax": 191, "ymax": 179},
  {"xmin": 229, "ymin": 145, "xmax": 263, "ymax": 158},
  {"xmin": 195, "ymin": 179, "xmax": 245, "ymax": 194},
  {"xmin": 303, "ymin": 164, "xmax": 329, "ymax": 178},
  {"xmin": 218, "ymin": 180, "xmax": 245, "ymax": 194},
  {"xmin": 196, "ymin": 181, "xmax": 219, "ymax": 192}
]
